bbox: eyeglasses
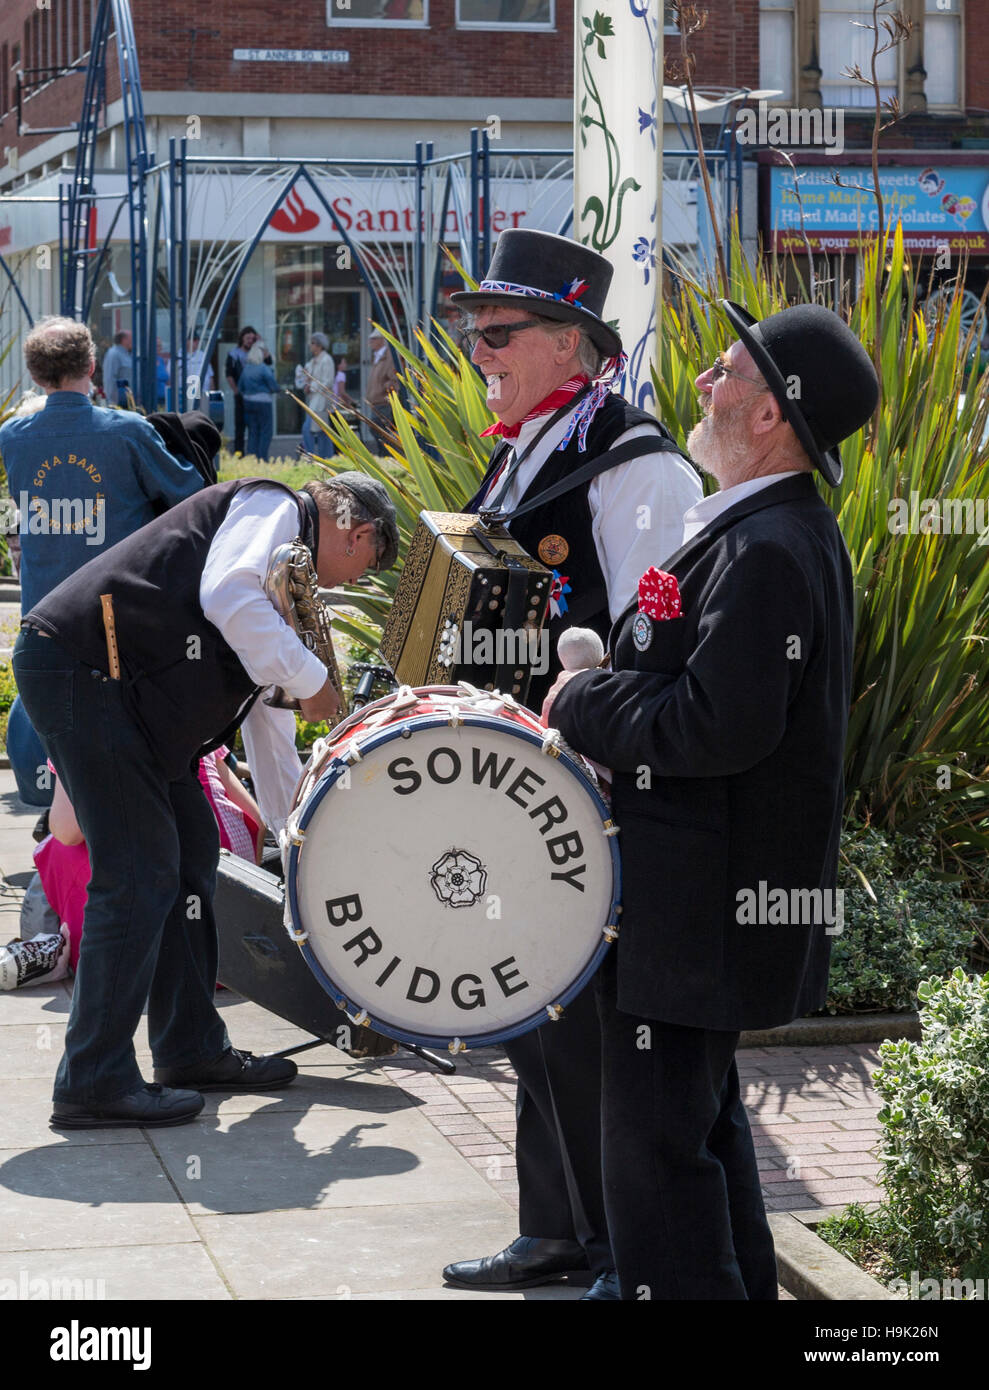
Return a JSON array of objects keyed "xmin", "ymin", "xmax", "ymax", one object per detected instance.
[
  {"xmin": 709, "ymin": 354, "xmax": 767, "ymax": 389},
  {"xmin": 462, "ymin": 319, "xmax": 544, "ymax": 353}
]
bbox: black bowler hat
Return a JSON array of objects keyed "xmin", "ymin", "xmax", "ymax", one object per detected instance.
[
  {"xmin": 451, "ymin": 229, "xmax": 622, "ymax": 359},
  {"xmin": 718, "ymin": 301, "xmax": 879, "ymax": 487}
]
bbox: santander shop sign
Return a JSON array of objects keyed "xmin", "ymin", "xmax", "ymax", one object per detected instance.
[{"xmin": 202, "ymin": 177, "xmax": 536, "ymax": 244}]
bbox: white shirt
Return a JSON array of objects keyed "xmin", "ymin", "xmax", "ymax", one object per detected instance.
[
  {"xmin": 680, "ymin": 471, "xmax": 804, "ymax": 547},
  {"xmin": 486, "ymin": 402, "xmax": 703, "ymax": 621},
  {"xmin": 200, "ymin": 483, "xmax": 326, "ymax": 834}
]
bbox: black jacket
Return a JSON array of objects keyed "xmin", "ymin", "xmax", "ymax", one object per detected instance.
[{"xmin": 551, "ymin": 472, "xmax": 852, "ymax": 1031}]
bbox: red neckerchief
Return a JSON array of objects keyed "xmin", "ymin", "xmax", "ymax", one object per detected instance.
[{"xmin": 480, "ymin": 375, "xmax": 590, "ymax": 440}]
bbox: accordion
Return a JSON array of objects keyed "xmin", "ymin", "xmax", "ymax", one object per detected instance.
[{"xmin": 380, "ymin": 511, "xmax": 552, "ymax": 704}]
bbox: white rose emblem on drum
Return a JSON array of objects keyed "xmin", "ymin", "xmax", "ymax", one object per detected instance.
[
  {"xmin": 430, "ymin": 850, "xmax": 488, "ymax": 908},
  {"xmin": 284, "ymin": 686, "xmax": 621, "ymax": 1050}
]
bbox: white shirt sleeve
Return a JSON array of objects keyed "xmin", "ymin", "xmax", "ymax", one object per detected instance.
[
  {"xmin": 588, "ymin": 425, "xmax": 703, "ymax": 620},
  {"xmin": 239, "ymin": 698, "xmax": 303, "ymax": 838},
  {"xmin": 199, "ymin": 483, "xmax": 328, "ymax": 700}
]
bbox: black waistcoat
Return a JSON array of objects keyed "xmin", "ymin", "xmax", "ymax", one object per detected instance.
[
  {"xmin": 28, "ymin": 479, "xmax": 314, "ymax": 779},
  {"xmin": 469, "ymin": 395, "xmax": 664, "ymax": 709}
]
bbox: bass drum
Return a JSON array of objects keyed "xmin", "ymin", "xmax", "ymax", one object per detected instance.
[{"xmin": 284, "ymin": 685, "xmax": 620, "ymax": 1051}]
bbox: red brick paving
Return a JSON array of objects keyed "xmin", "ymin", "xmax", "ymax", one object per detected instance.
[{"xmin": 382, "ymin": 1042, "xmax": 885, "ymax": 1215}]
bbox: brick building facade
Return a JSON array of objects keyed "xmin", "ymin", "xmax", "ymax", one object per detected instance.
[{"xmin": 1, "ymin": 1, "xmax": 986, "ymax": 417}]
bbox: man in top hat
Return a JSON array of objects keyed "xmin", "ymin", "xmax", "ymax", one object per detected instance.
[
  {"xmin": 545, "ymin": 301, "xmax": 879, "ymax": 1297},
  {"xmin": 13, "ymin": 472, "xmax": 398, "ymax": 1130},
  {"xmin": 441, "ymin": 229, "xmax": 702, "ymax": 1296}
]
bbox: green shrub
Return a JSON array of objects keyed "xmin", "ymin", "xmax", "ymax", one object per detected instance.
[
  {"xmin": 216, "ymin": 455, "xmax": 315, "ymax": 490},
  {"xmin": 653, "ymin": 226, "xmax": 989, "ymax": 896},
  {"xmin": 820, "ymin": 969, "xmax": 989, "ymax": 1287},
  {"xmin": 824, "ymin": 825, "xmax": 979, "ymax": 1014}
]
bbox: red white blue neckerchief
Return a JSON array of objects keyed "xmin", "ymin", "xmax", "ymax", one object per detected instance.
[
  {"xmin": 480, "ymin": 374, "xmax": 589, "ymax": 440},
  {"xmin": 548, "ymin": 571, "xmax": 572, "ymax": 619}
]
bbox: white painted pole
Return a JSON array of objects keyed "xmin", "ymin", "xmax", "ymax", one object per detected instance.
[{"xmin": 574, "ymin": 1, "xmax": 664, "ymax": 412}]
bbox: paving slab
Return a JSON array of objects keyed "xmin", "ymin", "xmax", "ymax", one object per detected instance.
[
  {"xmin": 196, "ymin": 1066, "xmax": 421, "ymax": 1118},
  {"xmin": 0, "ymin": 1142, "xmax": 199, "ymax": 1252},
  {"xmin": 150, "ymin": 1093, "xmax": 498, "ymax": 1215},
  {"xmin": 0, "ymin": 1242, "xmax": 231, "ymax": 1300},
  {"xmin": 0, "ymin": 981, "xmax": 73, "ymax": 1025},
  {"xmin": 2, "ymin": 1021, "xmax": 70, "ymax": 1078},
  {"xmin": 194, "ymin": 1199, "xmax": 525, "ymax": 1298}
]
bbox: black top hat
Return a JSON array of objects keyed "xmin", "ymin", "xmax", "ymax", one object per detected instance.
[
  {"xmin": 451, "ymin": 229, "xmax": 622, "ymax": 359},
  {"xmin": 719, "ymin": 301, "xmax": 878, "ymax": 487}
]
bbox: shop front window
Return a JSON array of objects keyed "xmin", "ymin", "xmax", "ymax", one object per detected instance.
[
  {"xmin": 274, "ymin": 245, "xmax": 365, "ymax": 439},
  {"xmin": 456, "ymin": 0, "xmax": 553, "ymax": 29},
  {"xmin": 327, "ymin": 0, "xmax": 427, "ymax": 26}
]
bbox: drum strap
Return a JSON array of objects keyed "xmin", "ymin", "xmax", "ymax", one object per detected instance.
[{"xmin": 482, "ymin": 430, "xmax": 691, "ymax": 528}]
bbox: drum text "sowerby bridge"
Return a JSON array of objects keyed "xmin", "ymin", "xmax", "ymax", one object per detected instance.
[
  {"xmin": 322, "ymin": 893, "xmax": 530, "ymax": 1014},
  {"xmin": 384, "ymin": 743, "xmax": 589, "ymax": 893}
]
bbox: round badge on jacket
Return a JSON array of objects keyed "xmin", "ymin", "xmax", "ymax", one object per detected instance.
[
  {"xmin": 632, "ymin": 612, "xmax": 653, "ymax": 652},
  {"xmin": 538, "ymin": 534, "xmax": 569, "ymax": 566}
]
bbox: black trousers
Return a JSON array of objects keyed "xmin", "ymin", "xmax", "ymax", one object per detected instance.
[
  {"xmin": 596, "ymin": 952, "xmax": 778, "ymax": 1300},
  {"xmin": 505, "ymin": 982, "xmax": 613, "ymax": 1276},
  {"xmin": 14, "ymin": 630, "xmax": 229, "ymax": 1103}
]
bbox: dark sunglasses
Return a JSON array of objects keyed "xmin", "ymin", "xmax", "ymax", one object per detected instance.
[
  {"xmin": 710, "ymin": 354, "xmax": 767, "ymax": 389},
  {"xmin": 462, "ymin": 319, "xmax": 544, "ymax": 352}
]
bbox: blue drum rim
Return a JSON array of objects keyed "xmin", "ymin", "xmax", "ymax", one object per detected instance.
[{"xmin": 287, "ymin": 711, "xmax": 621, "ymax": 1050}]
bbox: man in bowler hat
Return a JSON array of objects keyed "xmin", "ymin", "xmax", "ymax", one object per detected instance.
[
  {"xmin": 441, "ymin": 229, "xmax": 701, "ymax": 1296},
  {"xmin": 546, "ymin": 301, "xmax": 879, "ymax": 1297}
]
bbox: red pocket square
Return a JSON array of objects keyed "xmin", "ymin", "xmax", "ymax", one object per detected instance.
[{"xmin": 638, "ymin": 567, "xmax": 682, "ymax": 621}]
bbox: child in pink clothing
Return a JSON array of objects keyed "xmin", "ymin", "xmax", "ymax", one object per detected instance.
[
  {"xmin": 197, "ymin": 745, "xmax": 263, "ymax": 861},
  {"xmin": 34, "ymin": 750, "xmax": 262, "ymax": 975}
]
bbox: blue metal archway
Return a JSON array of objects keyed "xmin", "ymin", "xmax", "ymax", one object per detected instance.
[{"xmin": 61, "ymin": 0, "xmax": 152, "ymax": 404}]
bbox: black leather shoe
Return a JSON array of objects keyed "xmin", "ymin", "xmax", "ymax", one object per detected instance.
[
  {"xmin": 580, "ymin": 1271, "xmax": 622, "ymax": 1300},
  {"xmin": 443, "ymin": 1236, "xmax": 589, "ymax": 1290},
  {"xmin": 51, "ymin": 1083, "xmax": 204, "ymax": 1130},
  {"xmin": 154, "ymin": 1046, "xmax": 297, "ymax": 1092}
]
